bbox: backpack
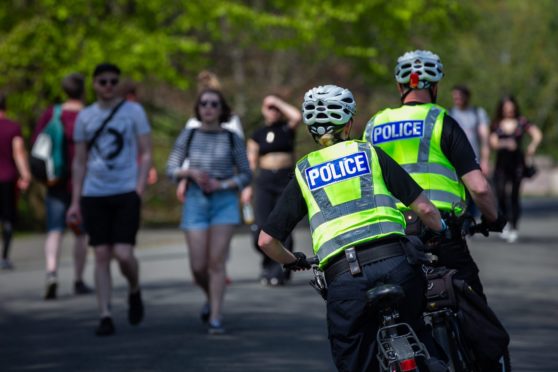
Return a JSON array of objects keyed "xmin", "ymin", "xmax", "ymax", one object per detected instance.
[
  {"xmin": 453, "ymin": 278, "xmax": 510, "ymax": 361},
  {"xmin": 425, "ymin": 267, "xmax": 510, "ymax": 361},
  {"xmin": 30, "ymin": 105, "xmax": 66, "ymax": 185}
]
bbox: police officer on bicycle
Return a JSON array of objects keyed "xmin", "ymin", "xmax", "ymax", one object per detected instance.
[
  {"xmin": 259, "ymin": 85, "xmax": 446, "ymax": 372},
  {"xmin": 363, "ymin": 50, "xmax": 508, "ymax": 370}
]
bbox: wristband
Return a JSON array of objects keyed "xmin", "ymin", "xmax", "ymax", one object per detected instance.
[{"xmin": 439, "ymin": 219, "xmax": 447, "ymax": 233}]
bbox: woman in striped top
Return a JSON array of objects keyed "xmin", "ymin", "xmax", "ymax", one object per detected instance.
[{"xmin": 166, "ymin": 89, "xmax": 252, "ymax": 334}]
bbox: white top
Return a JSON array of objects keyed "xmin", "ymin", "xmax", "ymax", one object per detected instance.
[{"xmin": 184, "ymin": 114, "xmax": 244, "ymax": 139}]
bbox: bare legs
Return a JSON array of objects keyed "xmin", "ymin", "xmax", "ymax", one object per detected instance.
[
  {"xmin": 44, "ymin": 231, "xmax": 88, "ymax": 280},
  {"xmin": 73, "ymin": 234, "xmax": 88, "ymax": 282},
  {"xmin": 94, "ymin": 245, "xmax": 113, "ymax": 317},
  {"xmin": 94, "ymin": 243, "xmax": 140, "ymax": 317},
  {"xmin": 185, "ymin": 224, "xmax": 234, "ymax": 322},
  {"xmin": 45, "ymin": 231, "xmax": 63, "ymax": 274}
]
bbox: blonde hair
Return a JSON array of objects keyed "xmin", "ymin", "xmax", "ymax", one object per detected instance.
[
  {"xmin": 318, "ymin": 133, "xmax": 335, "ymax": 147},
  {"xmin": 197, "ymin": 70, "xmax": 222, "ymax": 92}
]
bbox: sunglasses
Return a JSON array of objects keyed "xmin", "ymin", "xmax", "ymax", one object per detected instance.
[
  {"xmin": 97, "ymin": 78, "xmax": 119, "ymax": 87},
  {"xmin": 199, "ymin": 100, "xmax": 220, "ymax": 108}
]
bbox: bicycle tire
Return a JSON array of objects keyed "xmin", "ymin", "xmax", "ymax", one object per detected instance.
[
  {"xmin": 499, "ymin": 348, "xmax": 512, "ymax": 372},
  {"xmin": 431, "ymin": 316, "xmax": 477, "ymax": 372}
]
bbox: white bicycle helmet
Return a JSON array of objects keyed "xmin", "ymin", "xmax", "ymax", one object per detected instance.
[
  {"xmin": 395, "ymin": 50, "xmax": 444, "ymax": 89},
  {"xmin": 302, "ymin": 85, "xmax": 356, "ymax": 137}
]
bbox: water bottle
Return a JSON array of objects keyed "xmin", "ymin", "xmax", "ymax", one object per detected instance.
[{"xmin": 242, "ymin": 203, "xmax": 255, "ymax": 225}]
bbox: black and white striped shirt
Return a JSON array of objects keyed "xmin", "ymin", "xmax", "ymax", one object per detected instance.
[{"xmin": 166, "ymin": 128, "xmax": 252, "ymax": 189}]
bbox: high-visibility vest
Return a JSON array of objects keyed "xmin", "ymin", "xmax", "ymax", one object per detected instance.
[
  {"xmin": 295, "ymin": 140, "xmax": 406, "ymax": 269},
  {"xmin": 363, "ymin": 103, "xmax": 466, "ymax": 214}
]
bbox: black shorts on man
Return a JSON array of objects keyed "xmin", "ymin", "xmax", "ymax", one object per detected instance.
[{"xmin": 81, "ymin": 191, "xmax": 141, "ymax": 246}]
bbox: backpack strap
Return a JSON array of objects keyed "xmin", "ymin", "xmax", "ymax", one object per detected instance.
[
  {"xmin": 87, "ymin": 100, "xmax": 126, "ymax": 151},
  {"xmin": 227, "ymin": 129, "xmax": 235, "ymax": 152},
  {"xmin": 52, "ymin": 104, "xmax": 63, "ymax": 122},
  {"xmin": 184, "ymin": 128, "xmax": 198, "ymax": 158}
]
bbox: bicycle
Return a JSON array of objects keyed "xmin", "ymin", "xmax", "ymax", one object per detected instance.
[
  {"xmin": 305, "ymin": 256, "xmax": 436, "ymax": 372},
  {"xmin": 422, "ymin": 219, "xmax": 511, "ymax": 372}
]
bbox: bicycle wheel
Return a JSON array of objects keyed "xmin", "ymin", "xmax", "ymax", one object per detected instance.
[{"xmin": 431, "ymin": 318, "xmax": 476, "ymax": 372}]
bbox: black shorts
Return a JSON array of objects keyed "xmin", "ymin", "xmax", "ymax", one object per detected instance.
[
  {"xmin": 0, "ymin": 181, "xmax": 17, "ymax": 224},
  {"xmin": 81, "ymin": 191, "xmax": 141, "ymax": 247}
]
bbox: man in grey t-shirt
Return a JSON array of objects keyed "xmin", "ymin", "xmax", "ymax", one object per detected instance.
[
  {"xmin": 67, "ymin": 63, "xmax": 152, "ymax": 336},
  {"xmin": 449, "ymin": 85, "xmax": 490, "ymax": 217},
  {"xmin": 449, "ymin": 85, "xmax": 490, "ymax": 174}
]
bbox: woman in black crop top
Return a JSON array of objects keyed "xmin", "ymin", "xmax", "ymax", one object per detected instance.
[
  {"xmin": 489, "ymin": 95, "xmax": 542, "ymax": 243},
  {"xmin": 241, "ymin": 95, "xmax": 301, "ymax": 286}
]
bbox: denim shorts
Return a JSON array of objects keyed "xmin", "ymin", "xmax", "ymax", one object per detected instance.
[
  {"xmin": 180, "ymin": 184, "xmax": 240, "ymax": 230},
  {"xmin": 45, "ymin": 193, "xmax": 70, "ymax": 232}
]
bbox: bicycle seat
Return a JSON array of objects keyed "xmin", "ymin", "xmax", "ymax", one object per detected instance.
[{"xmin": 367, "ymin": 284, "xmax": 405, "ymax": 308}]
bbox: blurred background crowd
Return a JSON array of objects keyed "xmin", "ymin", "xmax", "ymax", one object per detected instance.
[{"xmin": 0, "ymin": 0, "xmax": 555, "ymax": 232}]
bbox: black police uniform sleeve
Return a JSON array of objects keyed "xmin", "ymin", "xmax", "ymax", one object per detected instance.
[
  {"xmin": 374, "ymin": 146, "xmax": 423, "ymax": 206},
  {"xmin": 261, "ymin": 177, "xmax": 308, "ymax": 242},
  {"xmin": 440, "ymin": 114, "xmax": 481, "ymax": 177}
]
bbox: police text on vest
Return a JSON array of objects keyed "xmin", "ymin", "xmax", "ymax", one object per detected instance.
[
  {"xmin": 372, "ymin": 120, "xmax": 424, "ymax": 144},
  {"xmin": 305, "ymin": 152, "xmax": 370, "ymax": 191}
]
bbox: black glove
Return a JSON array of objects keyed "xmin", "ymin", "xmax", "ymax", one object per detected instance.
[
  {"xmin": 421, "ymin": 219, "xmax": 451, "ymax": 248},
  {"xmin": 481, "ymin": 211, "xmax": 507, "ymax": 233},
  {"xmin": 283, "ymin": 252, "xmax": 311, "ymax": 271}
]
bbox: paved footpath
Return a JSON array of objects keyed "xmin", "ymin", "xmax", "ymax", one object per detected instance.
[{"xmin": 1, "ymin": 198, "xmax": 557, "ymax": 371}]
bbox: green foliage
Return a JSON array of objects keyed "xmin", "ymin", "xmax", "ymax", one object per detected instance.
[
  {"xmin": 437, "ymin": 0, "xmax": 558, "ymax": 158},
  {"xmin": 0, "ymin": 0, "xmax": 209, "ymax": 130}
]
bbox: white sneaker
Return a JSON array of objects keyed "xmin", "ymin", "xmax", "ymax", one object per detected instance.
[
  {"xmin": 507, "ymin": 230, "xmax": 518, "ymax": 243},
  {"xmin": 500, "ymin": 224, "xmax": 511, "ymax": 240}
]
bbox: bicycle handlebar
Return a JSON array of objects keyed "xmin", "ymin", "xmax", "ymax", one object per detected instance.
[
  {"xmin": 460, "ymin": 218, "xmax": 489, "ymax": 237},
  {"xmin": 304, "ymin": 256, "xmax": 320, "ymax": 266}
]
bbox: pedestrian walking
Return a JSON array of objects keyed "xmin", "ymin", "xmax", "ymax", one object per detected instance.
[
  {"xmin": 32, "ymin": 73, "xmax": 92, "ymax": 298},
  {"xmin": 166, "ymin": 88, "xmax": 251, "ymax": 335},
  {"xmin": 242, "ymin": 94, "xmax": 301, "ymax": 286},
  {"xmin": 490, "ymin": 95, "xmax": 542, "ymax": 243},
  {"xmin": 66, "ymin": 63, "xmax": 152, "ymax": 336},
  {"xmin": 0, "ymin": 93, "xmax": 31, "ymax": 270},
  {"xmin": 449, "ymin": 85, "xmax": 491, "ymax": 174}
]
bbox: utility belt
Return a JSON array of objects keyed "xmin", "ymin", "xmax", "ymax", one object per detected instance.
[{"xmin": 323, "ymin": 237, "xmax": 405, "ymax": 284}]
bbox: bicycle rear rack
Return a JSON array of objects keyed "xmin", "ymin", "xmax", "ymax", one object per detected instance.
[{"xmin": 376, "ymin": 322, "xmax": 430, "ymax": 371}]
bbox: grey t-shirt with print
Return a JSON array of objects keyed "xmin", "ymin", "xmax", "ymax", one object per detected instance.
[
  {"xmin": 448, "ymin": 106, "xmax": 489, "ymax": 158},
  {"xmin": 74, "ymin": 101, "xmax": 151, "ymax": 197}
]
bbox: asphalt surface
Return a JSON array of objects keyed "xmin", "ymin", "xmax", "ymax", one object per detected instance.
[{"xmin": 1, "ymin": 198, "xmax": 557, "ymax": 371}]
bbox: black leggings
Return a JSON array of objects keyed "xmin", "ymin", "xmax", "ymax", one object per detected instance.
[
  {"xmin": 252, "ymin": 169, "xmax": 293, "ymax": 275},
  {"xmin": 493, "ymin": 168, "xmax": 522, "ymax": 229},
  {"xmin": 0, "ymin": 182, "xmax": 16, "ymax": 260}
]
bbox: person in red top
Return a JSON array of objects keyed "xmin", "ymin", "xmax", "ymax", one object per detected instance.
[
  {"xmin": 0, "ymin": 93, "xmax": 31, "ymax": 269},
  {"xmin": 32, "ymin": 73, "xmax": 92, "ymax": 299}
]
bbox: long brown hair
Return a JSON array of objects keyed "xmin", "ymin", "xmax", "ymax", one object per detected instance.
[{"xmin": 492, "ymin": 95, "xmax": 521, "ymax": 131}]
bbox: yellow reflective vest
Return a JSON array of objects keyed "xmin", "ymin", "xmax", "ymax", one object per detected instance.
[
  {"xmin": 295, "ymin": 140, "xmax": 406, "ymax": 269},
  {"xmin": 363, "ymin": 103, "xmax": 466, "ymax": 214}
]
